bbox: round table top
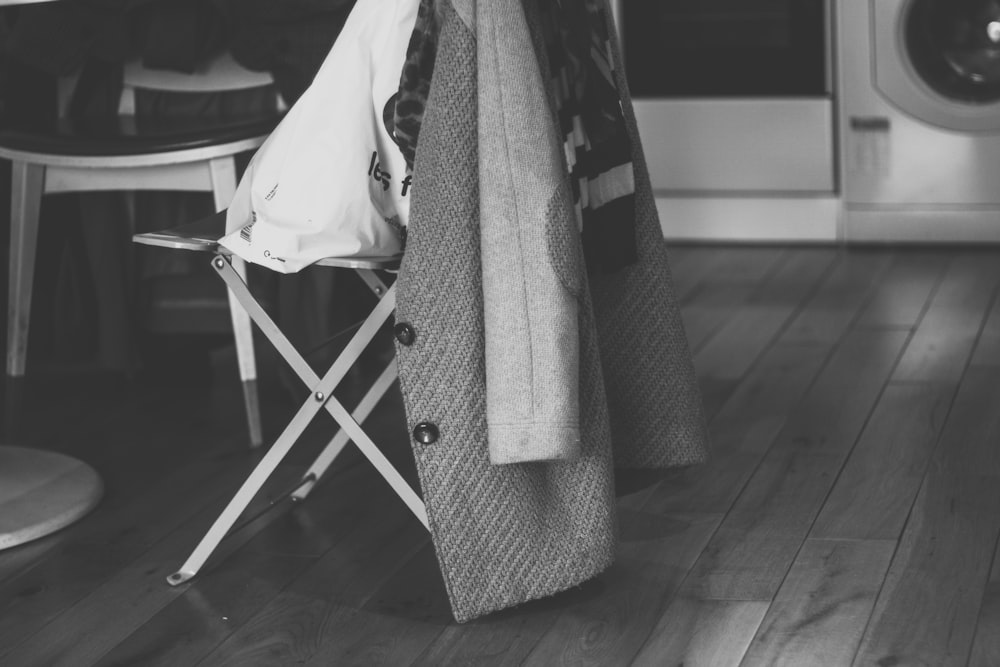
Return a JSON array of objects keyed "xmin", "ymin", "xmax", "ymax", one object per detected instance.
[{"xmin": 0, "ymin": 445, "xmax": 103, "ymax": 550}]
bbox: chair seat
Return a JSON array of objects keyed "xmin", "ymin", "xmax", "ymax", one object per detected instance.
[
  {"xmin": 0, "ymin": 112, "xmax": 280, "ymax": 157},
  {"xmin": 134, "ymin": 211, "xmax": 403, "ymax": 271}
]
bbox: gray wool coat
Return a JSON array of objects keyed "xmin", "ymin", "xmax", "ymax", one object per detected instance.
[{"xmin": 392, "ymin": 0, "xmax": 709, "ymax": 623}]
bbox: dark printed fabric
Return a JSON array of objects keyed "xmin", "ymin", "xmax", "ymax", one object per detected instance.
[
  {"xmin": 539, "ymin": 0, "xmax": 637, "ymax": 274},
  {"xmin": 392, "ymin": 0, "xmax": 441, "ymax": 170}
]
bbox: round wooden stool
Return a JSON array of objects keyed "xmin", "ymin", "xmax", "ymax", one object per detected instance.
[{"xmin": 0, "ymin": 446, "xmax": 103, "ymax": 550}]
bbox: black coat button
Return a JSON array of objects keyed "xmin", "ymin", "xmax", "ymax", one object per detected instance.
[
  {"xmin": 394, "ymin": 322, "xmax": 416, "ymax": 346},
  {"xmin": 412, "ymin": 421, "xmax": 439, "ymax": 444}
]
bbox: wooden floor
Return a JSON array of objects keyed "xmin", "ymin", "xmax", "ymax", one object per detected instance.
[{"xmin": 2, "ymin": 244, "xmax": 1000, "ymax": 666}]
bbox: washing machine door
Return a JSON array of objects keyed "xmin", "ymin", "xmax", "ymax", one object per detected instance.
[{"xmin": 874, "ymin": 0, "xmax": 1000, "ymax": 132}]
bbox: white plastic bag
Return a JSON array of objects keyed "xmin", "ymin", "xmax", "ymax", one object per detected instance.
[{"xmin": 219, "ymin": 0, "xmax": 417, "ymax": 274}]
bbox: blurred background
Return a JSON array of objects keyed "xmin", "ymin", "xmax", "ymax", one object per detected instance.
[{"xmin": 0, "ymin": 0, "xmax": 374, "ymax": 392}]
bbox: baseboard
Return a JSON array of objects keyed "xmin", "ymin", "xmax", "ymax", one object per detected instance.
[
  {"xmin": 843, "ymin": 208, "xmax": 1000, "ymax": 244},
  {"xmin": 655, "ymin": 195, "xmax": 840, "ymax": 243}
]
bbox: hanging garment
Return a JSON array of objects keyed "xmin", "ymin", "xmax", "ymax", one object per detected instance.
[
  {"xmin": 392, "ymin": 0, "xmax": 709, "ymax": 622},
  {"xmin": 539, "ymin": 0, "xmax": 638, "ymax": 274}
]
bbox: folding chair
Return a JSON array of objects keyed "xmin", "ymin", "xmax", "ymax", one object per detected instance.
[{"xmin": 133, "ymin": 211, "xmax": 428, "ymax": 585}]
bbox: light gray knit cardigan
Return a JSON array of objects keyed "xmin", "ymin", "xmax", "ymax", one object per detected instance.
[{"xmin": 393, "ymin": 0, "xmax": 709, "ymax": 623}]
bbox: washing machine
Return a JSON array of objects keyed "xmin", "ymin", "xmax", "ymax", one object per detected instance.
[{"xmin": 839, "ymin": 0, "xmax": 1000, "ymax": 242}]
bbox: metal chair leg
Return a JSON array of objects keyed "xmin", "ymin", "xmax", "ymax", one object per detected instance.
[
  {"xmin": 292, "ymin": 268, "xmax": 396, "ymax": 500},
  {"xmin": 227, "ymin": 255, "xmax": 264, "ymax": 448},
  {"xmin": 292, "ymin": 359, "xmax": 399, "ymax": 501},
  {"xmin": 211, "ymin": 157, "xmax": 263, "ymax": 448},
  {"xmin": 167, "ymin": 373, "xmax": 335, "ymax": 585}
]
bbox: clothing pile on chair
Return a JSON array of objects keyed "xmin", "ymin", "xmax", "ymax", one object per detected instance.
[{"xmin": 218, "ymin": 0, "xmax": 416, "ymax": 273}]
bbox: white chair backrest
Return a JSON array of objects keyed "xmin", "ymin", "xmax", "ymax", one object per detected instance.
[
  {"xmin": 122, "ymin": 51, "xmax": 274, "ymax": 94},
  {"xmin": 55, "ymin": 51, "xmax": 286, "ymax": 120},
  {"xmin": 118, "ymin": 51, "xmax": 286, "ymax": 115}
]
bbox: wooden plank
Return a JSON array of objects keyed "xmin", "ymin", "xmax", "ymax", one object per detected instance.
[
  {"xmin": 676, "ymin": 249, "xmax": 831, "ymax": 347},
  {"xmin": 670, "ymin": 248, "xmax": 733, "ymax": 303},
  {"xmin": 663, "ymin": 244, "xmax": 697, "ymax": 276},
  {"xmin": 811, "ymin": 382, "xmax": 956, "ymax": 540},
  {"xmin": 688, "ymin": 249, "xmax": 836, "ymax": 422},
  {"xmin": 893, "ymin": 253, "xmax": 1000, "ymax": 382},
  {"xmin": 406, "ymin": 487, "xmax": 690, "ymax": 666},
  {"xmin": 0, "ymin": 385, "xmax": 320, "ymax": 639},
  {"xmin": 14, "ymin": 245, "xmax": 1000, "ymax": 667},
  {"xmin": 0, "ymin": 464, "xmax": 326, "ymax": 667},
  {"xmin": 693, "ymin": 250, "xmax": 835, "ymax": 383},
  {"xmin": 649, "ymin": 249, "xmax": 899, "ymax": 517},
  {"xmin": 0, "ymin": 455, "xmax": 260, "ymax": 652},
  {"xmin": 694, "ymin": 306, "xmax": 796, "ymax": 382},
  {"xmin": 664, "ymin": 245, "xmax": 719, "ymax": 298},
  {"xmin": 409, "ymin": 514, "xmax": 722, "ymax": 667},
  {"xmin": 856, "ymin": 250, "xmax": 949, "ymax": 329},
  {"xmin": 93, "ymin": 551, "xmax": 313, "ymax": 667},
  {"xmin": 0, "ymin": 542, "xmax": 145, "ymax": 653},
  {"xmin": 410, "ymin": 601, "xmax": 559, "ymax": 667},
  {"xmin": 674, "ymin": 246, "xmax": 788, "ymax": 303},
  {"xmin": 303, "ymin": 543, "xmax": 451, "ymax": 666},
  {"xmin": 631, "ymin": 598, "xmax": 769, "ymax": 667},
  {"xmin": 707, "ymin": 246, "xmax": 788, "ymax": 286},
  {"xmin": 644, "ymin": 341, "xmax": 832, "ymax": 515},
  {"xmin": 682, "ymin": 285, "xmax": 756, "ymax": 310},
  {"xmin": 696, "ymin": 377, "xmax": 742, "ymax": 424},
  {"xmin": 0, "ymin": 538, "xmax": 60, "ymax": 587},
  {"xmin": 516, "ymin": 512, "xmax": 723, "ymax": 666},
  {"xmin": 680, "ymin": 305, "xmax": 737, "ymax": 353},
  {"xmin": 1, "ymin": 326, "xmax": 415, "ymax": 665},
  {"xmin": 680, "ymin": 330, "xmax": 907, "ymax": 601},
  {"xmin": 195, "ymin": 496, "xmax": 428, "ymax": 666},
  {"xmin": 75, "ymin": 449, "xmax": 263, "ymax": 549},
  {"xmin": 780, "ymin": 250, "xmax": 892, "ymax": 345},
  {"xmin": 0, "ymin": 363, "xmax": 263, "ymax": 624},
  {"xmin": 305, "ymin": 607, "xmax": 446, "ymax": 667},
  {"xmin": 409, "ymin": 569, "xmax": 615, "ymax": 667},
  {"xmin": 970, "ymin": 291, "xmax": 1000, "ymax": 367},
  {"xmin": 0, "ymin": 371, "xmax": 265, "ymax": 587},
  {"xmin": 969, "ymin": 541, "xmax": 1000, "ymax": 667},
  {"xmin": 748, "ymin": 248, "xmax": 837, "ymax": 306},
  {"xmin": 91, "ymin": 461, "xmax": 398, "ymax": 667},
  {"xmin": 740, "ymin": 538, "xmax": 896, "ymax": 667},
  {"xmin": 854, "ymin": 368, "xmax": 1000, "ymax": 667}
]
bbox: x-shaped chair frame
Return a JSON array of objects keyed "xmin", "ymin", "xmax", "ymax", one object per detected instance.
[{"xmin": 133, "ymin": 217, "xmax": 427, "ymax": 585}]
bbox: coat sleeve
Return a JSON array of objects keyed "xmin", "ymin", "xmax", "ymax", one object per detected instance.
[{"xmin": 476, "ymin": 0, "xmax": 584, "ymax": 464}]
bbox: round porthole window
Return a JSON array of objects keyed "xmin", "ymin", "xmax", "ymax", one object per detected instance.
[{"xmin": 903, "ymin": 0, "xmax": 1000, "ymax": 103}]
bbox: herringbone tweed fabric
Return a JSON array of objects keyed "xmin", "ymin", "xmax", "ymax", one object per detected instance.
[{"xmin": 394, "ymin": 0, "xmax": 709, "ymax": 623}]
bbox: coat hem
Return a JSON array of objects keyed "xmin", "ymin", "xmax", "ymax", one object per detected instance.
[{"xmin": 450, "ymin": 549, "xmax": 616, "ymax": 623}]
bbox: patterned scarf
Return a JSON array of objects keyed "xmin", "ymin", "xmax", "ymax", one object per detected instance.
[
  {"xmin": 539, "ymin": 0, "xmax": 637, "ymax": 273},
  {"xmin": 394, "ymin": 0, "xmax": 636, "ymax": 273},
  {"xmin": 392, "ymin": 0, "xmax": 440, "ymax": 171}
]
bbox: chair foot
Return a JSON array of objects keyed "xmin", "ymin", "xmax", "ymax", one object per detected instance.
[
  {"xmin": 4, "ymin": 375, "xmax": 26, "ymax": 440},
  {"xmin": 166, "ymin": 570, "xmax": 194, "ymax": 586},
  {"xmin": 290, "ymin": 472, "xmax": 320, "ymax": 502}
]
